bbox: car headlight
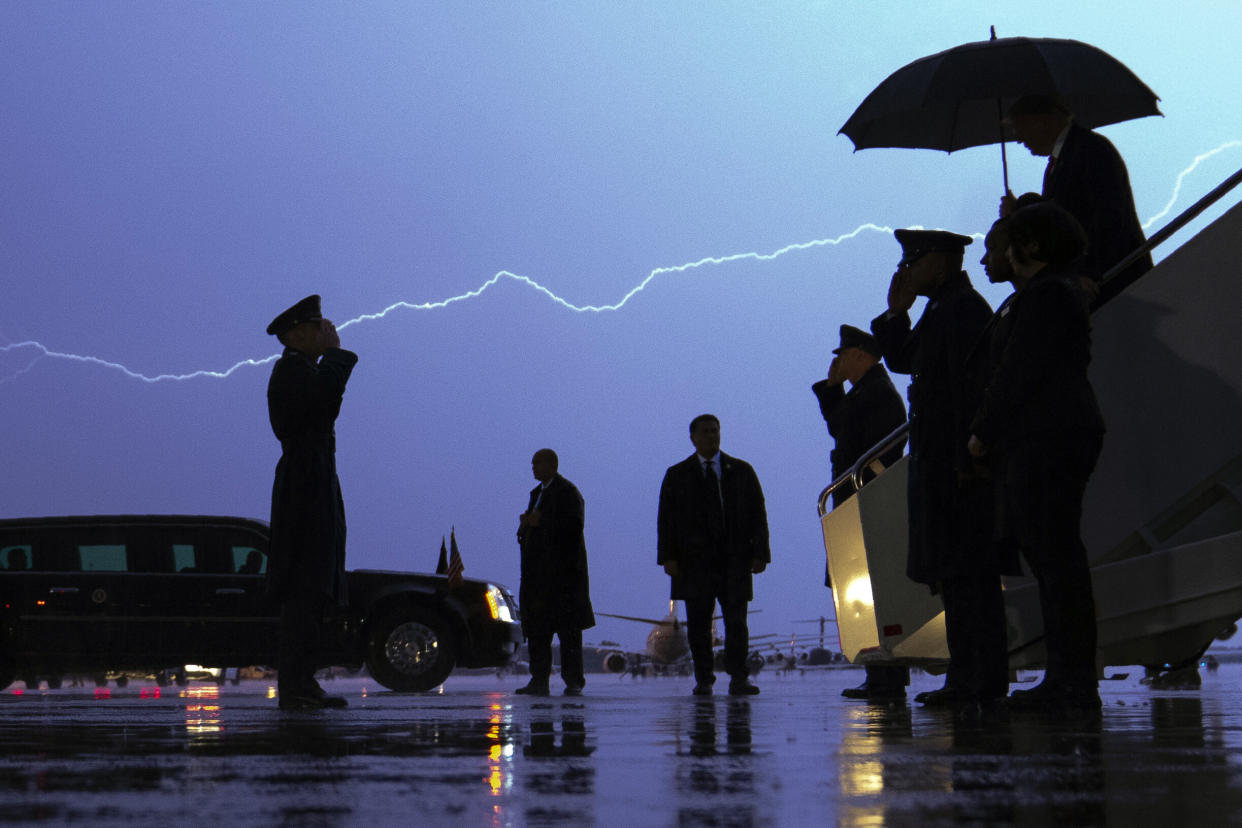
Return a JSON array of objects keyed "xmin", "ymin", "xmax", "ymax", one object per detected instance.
[{"xmin": 486, "ymin": 585, "xmax": 514, "ymax": 624}]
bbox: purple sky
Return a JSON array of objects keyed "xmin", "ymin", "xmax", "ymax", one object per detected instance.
[{"xmin": 3, "ymin": 3, "xmax": 1241, "ymax": 652}]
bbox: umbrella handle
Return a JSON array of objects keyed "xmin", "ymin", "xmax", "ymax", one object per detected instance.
[
  {"xmin": 1001, "ymin": 140, "xmax": 1010, "ymax": 195},
  {"xmin": 995, "ymin": 90, "xmax": 1010, "ymax": 195}
]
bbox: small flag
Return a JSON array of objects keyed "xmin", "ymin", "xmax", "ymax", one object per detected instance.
[
  {"xmin": 447, "ymin": 527, "xmax": 465, "ymax": 589},
  {"xmin": 435, "ymin": 537, "xmax": 448, "ymax": 575}
]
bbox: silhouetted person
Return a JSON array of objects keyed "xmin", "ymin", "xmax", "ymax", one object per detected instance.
[
  {"xmin": 658, "ymin": 414, "xmax": 769, "ymax": 696},
  {"xmin": 871, "ymin": 230, "xmax": 1007, "ymax": 715},
  {"xmin": 970, "ymin": 202, "xmax": 1105, "ymax": 715},
  {"xmin": 812, "ymin": 324, "xmax": 909, "ymax": 701},
  {"xmin": 515, "ymin": 448, "xmax": 596, "ymax": 696},
  {"xmin": 265, "ymin": 294, "xmax": 358, "ymax": 710},
  {"xmin": 1002, "ymin": 94, "xmax": 1152, "ymax": 291},
  {"xmin": 238, "ymin": 549, "xmax": 264, "ymax": 574}
]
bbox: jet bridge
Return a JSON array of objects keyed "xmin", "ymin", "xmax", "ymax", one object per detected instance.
[{"xmin": 820, "ymin": 174, "xmax": 1242, "ymax": 673}]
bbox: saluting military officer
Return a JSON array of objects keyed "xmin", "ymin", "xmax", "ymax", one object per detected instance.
[
  {"xmin": 871, "ymin": 230, "xmax": 1012, "ymax": 716},
  {"xmin": 812, "ymin": 324, "xmax": 909, "ymax": 700},
  {"xmin": 265, "ymin": 294, "xmax": 359, "ymax": 710}
]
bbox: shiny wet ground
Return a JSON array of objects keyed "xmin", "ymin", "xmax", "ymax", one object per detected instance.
[{"xmin": 2, "ymin": 665, "xmax": 1242, "ymax": 826}]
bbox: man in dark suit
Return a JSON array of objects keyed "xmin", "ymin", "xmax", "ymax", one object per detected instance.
[
  {"xmin": 872, "ymin": 231, "xmax": 1010, "ymax": 716},
  {"xmin": 516, "ymin": 449, "xmax": 596, "ymax": 696},
  {"xmin": 265, "ymin": 294, "xmax": 358, "ymax": 710},
  {"xmin": 658, "ymin": 414, "xmax": 770, "ymax": 696},
  {"xmin": 812, "ymin": 324, "xmax": 909, "ymax": 700},
  {"xmin": 1003, "ymin": 94, "xmax": 1152, "ymax": 292}
]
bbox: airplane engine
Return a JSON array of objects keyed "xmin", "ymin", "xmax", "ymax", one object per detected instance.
[{"xmin": 603, "ymin": 651, "xmax": 629, "ymax": 673}]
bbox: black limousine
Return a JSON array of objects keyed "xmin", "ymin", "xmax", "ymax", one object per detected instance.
[{"xmin": 0, "ymin": 515, "xmax": 522, "ymax": 692}]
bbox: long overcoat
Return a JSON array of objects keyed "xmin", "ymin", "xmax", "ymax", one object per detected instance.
[
  {"xmin": 812, "ymin": 362, "xmax": 907, "ymax": 507},
  {"xmin": 657, "ymin": 452, "xmax": 770, "ymax": 603},
  {"xmin": 517, "ymin": 474, "xmax": 596, "ymax": 636},
  {"xmin": 871, "ymin": 271, "xmax": 996, "ymax": 585},
  {"xmin": 970, "ymin": 265, "xmax": 1105, "ymax": 551},
  {"xmin": 266, "ymin": 346, "xmax": 358, "ymax": 605}
]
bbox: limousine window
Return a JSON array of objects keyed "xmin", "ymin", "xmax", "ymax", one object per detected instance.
[
  {"xmin": 173, "ymin": 543, "xmax": 196, "ymax": 573},
  {"xmin": 80, "ymin": 544, "xmax": 127, "ymax": 572},
  {"xmin": 1, "ymin": 545, "xmax": 31, "ymax": 570},
  {"xmin": 233, "ymin": 546, "xmax": 266, "ymax": 575}
]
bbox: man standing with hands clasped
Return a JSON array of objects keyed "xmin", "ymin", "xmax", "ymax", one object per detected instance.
[
  {"xmin": 658, "ymin": 415, "xmax": 770, "ymax": 696},
  {"xmin": 516, "ymin": 449, "xmax": 596, "ymax": 696}
]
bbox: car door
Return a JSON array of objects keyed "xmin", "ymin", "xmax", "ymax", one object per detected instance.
[
  {"xmin": 197, "ymin": 534, "xmax": 280, "ymax": 665},
  {"xmin": 4, "ymin": 531, "xmax": 126, "ymax": 670}
]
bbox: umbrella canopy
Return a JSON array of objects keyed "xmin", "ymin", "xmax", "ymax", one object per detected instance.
[{"xmin": 840, "ymin": 36, "xmax": 1161, "ymax": 153}]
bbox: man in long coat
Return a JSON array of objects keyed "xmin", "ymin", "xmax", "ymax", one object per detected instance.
[
  {"xmin": 266, "ymin": 294, "xmax": 358, "ymax": 710},
  {"xmin": 871, "ymin": 230, "xmax": 1010, "ymax": 714},
  {"xmin": 658, "ymin": 414, "xmax": 769, "ymax": 696},
  {"xmin": 812, "ymin": 324, "xmax": 908, "ymax": 700},
  {"xmin": 516, "ymin": 449, "xmax": 595, "ymax": 696},
  {"xmin": 1004, "ymin": 94, "xmax": 1152, "ymax": 297}
]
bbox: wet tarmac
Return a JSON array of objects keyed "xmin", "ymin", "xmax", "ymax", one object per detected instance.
[{"xmin": 2, "ymin": 665, "xmax": 1242, "ymax": 827}]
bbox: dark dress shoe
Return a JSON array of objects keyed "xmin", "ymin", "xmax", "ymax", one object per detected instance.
[
  {"xmin": 515, "ymin": 681, "xmax": 550, "ymax": 696},
  {"xmin": 914, "ymin": 684, "xmax": 957, "ymax": 707},
  {"xmin": 843, "ymin": 680, "xmax": 904, "ymax": 701},
  {"xmin": 563, "ymin": 685, "xmax": 583, "ymax": 697},
  {"xmin": 841, "ymin": 680, "xmax": 871, "ymax": 699},
  {"xmin": 692, "ymin": 683, "xmax": 713, "ymax": 696},
  {"xmin": 728, "ymin": 680, "xmax": 760, "ymax": 696}
]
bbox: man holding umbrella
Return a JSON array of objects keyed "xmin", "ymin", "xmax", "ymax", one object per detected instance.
[
  {"xmin": 1002, "ymin": 94, "xmax": 1152, "ymax": 289},
  {"xmin": 841, "ymin": 35, "xmax": 1160, "ymax": 295},
  {"xmin": 871, "ymin": 230, "xmax": 1011, "ymax": 716}
]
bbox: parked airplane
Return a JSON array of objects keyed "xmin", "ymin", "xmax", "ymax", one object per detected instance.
[
  {"xmin": 591, "ymin": 603, "xmax": 774, "ymax": 676},
  {"xmin": 592, "ymin": 603, "xmax": 692, "ymax": 675}
]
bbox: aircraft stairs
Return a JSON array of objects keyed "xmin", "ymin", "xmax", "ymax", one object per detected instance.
[{"xmin": 818, "ymin": 169, "xmax": 1242, "ymax": 676}]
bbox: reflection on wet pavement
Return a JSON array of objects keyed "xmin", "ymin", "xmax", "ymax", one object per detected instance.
[{"xmin": 2, "ymin": 666, "xmax": 1242, "ymax": 825}]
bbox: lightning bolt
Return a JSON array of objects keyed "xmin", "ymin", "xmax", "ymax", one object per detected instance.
[
  {"xmin": 0, "ymin": 342, "xmax": 277, "ymax": 385},
  {"xmin": 340, "ymin": 222, "xmax": 895, "ymax": 326},
  {"xmin": 2, "ymin": 223, "xmax": 897, "ymax": 385},
  {"xmin": 3, "ymin": 141, "xmax": 1240, "ymax": 386},
  {"xmin": 1142, "ymin": 141, "xmax": 1242, "ymax": 231}
]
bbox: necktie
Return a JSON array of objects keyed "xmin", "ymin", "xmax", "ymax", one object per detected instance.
[
  {"xmin": 1043, "ymin": 155, "xmax": 1057, "ymax": 191},
  {"xmin": 704, "ymin": 460, "xmax": 724, "ymax": 536}
]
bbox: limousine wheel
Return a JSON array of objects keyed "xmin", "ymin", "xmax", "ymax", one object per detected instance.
[{"xmin": 365, "ymin": 607, "xmax": 456, "ymax": 692}]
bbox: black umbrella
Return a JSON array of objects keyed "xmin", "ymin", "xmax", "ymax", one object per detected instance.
[{"xmin": 839, "ymin": 33, "xmax": 1161, "ymax": 189}]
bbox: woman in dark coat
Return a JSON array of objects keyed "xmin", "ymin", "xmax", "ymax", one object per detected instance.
[{"xmin": 969, "ymin": 202, "xmax": 1105, "ymax": 713}]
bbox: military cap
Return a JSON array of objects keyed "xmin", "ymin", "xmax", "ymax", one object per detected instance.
[
  {"xmin": 895, "ymin": 229, "xmax": 973, "ymax": 265},
  {"xmin": 266, "ymin": 294, "xmax": 323, "ymax": 337},
  {"xmin": 832, "ymin": 324, "xmax": 881, "ymax": 356}
]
